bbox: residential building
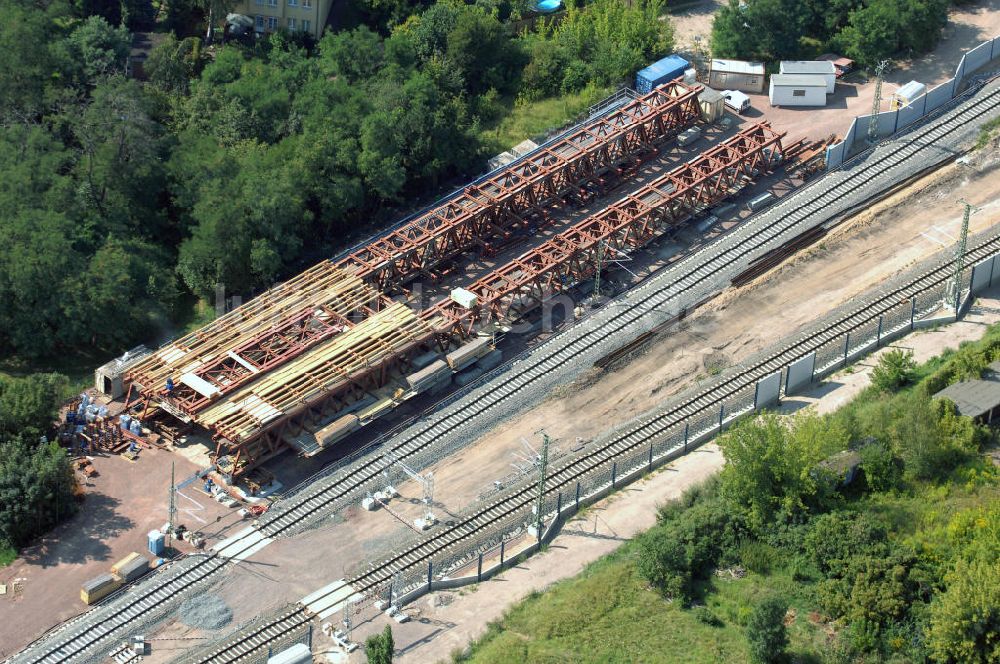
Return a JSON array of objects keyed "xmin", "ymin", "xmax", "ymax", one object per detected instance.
[{"xmin": 235, "ymin": 0, "xmax": 329, "ymax": 39}]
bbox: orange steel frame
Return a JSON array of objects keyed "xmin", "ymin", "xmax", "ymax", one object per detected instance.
[
  {"xmin": 336, "ymin": 81, "xmax": 704, "ymax": 292},
  {"xmin": 427, "ymin": 123, "xmax": 787, "ymax": 333}
]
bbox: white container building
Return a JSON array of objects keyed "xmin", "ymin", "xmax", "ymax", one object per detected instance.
[
  {"xmin": 779, "ymin": 60, "xmax": 837, "ymax": 94},
  {"xmin": 768, "ymin": 74, "xmax": 828, "ymax": 107}
]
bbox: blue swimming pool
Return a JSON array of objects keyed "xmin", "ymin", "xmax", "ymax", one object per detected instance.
[{"xmin": 536, "ymin": 0, "xmax": 562, "ymax": 12}]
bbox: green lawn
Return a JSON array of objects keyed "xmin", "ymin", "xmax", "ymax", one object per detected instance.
[
  {"xmin": 0, "ymin": 542, "xmax": 16, "ymax": 567},
  {"xmin": 455, "ymin": 543, "xmax": 828, "ymax": 663},
  {"xmin": 480, "ymin": 87, "xmax": 613, "ymax": 155}
]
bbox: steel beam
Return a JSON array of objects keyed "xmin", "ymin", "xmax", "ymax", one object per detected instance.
[
  {"xmin": 336, "ymin": 82, "xmax": 703, "ymax": 292},
  {"xmin": 427, "ymin": 123, "xmax": 787, "ymax": 332}
]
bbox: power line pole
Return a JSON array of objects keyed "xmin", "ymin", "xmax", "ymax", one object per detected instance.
[
  {"xmin": 868, "ymin": 60, "xmax": 890, "ymax": 144},
  {"xmin": 533, "ymin": 431, "xmax": 550, "ymax": 542},
  {"xmin": 952, "ymin": 200, "xmax": 976, "ymax": 314},
  {"xmin": 167, "ymin": 461, "xmax": 177, "ymax": 548},
  {"xmin": 593, "ymin": 239, "xmax": 605, "ymax": 301}
]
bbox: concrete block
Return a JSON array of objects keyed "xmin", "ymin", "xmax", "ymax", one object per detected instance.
[{"xmin": 477, "ymin": 349, "xmax": 503, "ymax": 372}]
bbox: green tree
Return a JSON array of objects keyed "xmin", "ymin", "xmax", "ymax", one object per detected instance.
[
  {"xmin": 718, "ymin": 412, "xmax": 846, "ymax": 533},
  {"xmin": 318, "ymin": 26, "xmax": 385, "ymax": 83},
  {"xmin": 0, "ymin": 375, "xmax": 68, "ymax": 437},
  {"xmin": 926, "ymin": 557, "xmax": 1000, "ymax": 663},
  {"xmin": 859, "ymin": 440, "xmax": 901, "ymax": 492},
  {"xmin": 871, "ymin": 348, "xmax": 917, "ymax": 392},
  {"xmin": 57, "ymin": 15, "xmax": 131, "ymax": 86},
  {"xmin": 365, "ymin": 625, "xmax": 395, "ymax": 664},
  {"xmin": 0, "ymin": 438, "xmax": 77, "ymax": 549},
  {"xmin": 0, "ymin": 0, "xmax": 63, "ymax": 120},
  {"xmin": 145, "ymin": 34, "xmax": 205, "ymax": 93},
  {"xmin": 746, "ymin": 596, "xmax": 789, "ymax": 664}
]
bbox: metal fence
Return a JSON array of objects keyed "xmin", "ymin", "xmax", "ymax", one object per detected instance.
[
  {"xmin": 825, "ymin": 34, "xmax": 1000, "ymax": 169},
  {"xmin": 382, "ymin": 244, "xmax": 1000, "ymax": 607}
]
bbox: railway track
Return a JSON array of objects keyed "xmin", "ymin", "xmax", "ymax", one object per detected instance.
[
  {"xmin": 194, "ymin": 215, "xmax": 1000, "ymax": 664},
  {"xmin": 10, "ymin": 79, "xmax": 1000, "ymax": 664},
  {"xmin": 257, "ymin": 78, "xmax": 1000, "ymax": 540}
]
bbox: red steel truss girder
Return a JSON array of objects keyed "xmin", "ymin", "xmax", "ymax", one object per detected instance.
[
  {"xmin": 163, "ymin": 305, "xmax": 362, "ymax": 415},
  {"xmin": 336, "ymin": 82, "xmax": 703, "ymax": 291},
  {"xmin": 428, "ymin": 123, "xmax": 786, "ymax": 327}
]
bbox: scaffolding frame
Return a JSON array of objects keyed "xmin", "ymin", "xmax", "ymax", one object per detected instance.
[
  {"xmin": 428, "ymin": 123, "xmax": 787, "ymax": 331},
  {"xmin": 336, "ymin": 82, "xmax": 704, "ymax": 292}
]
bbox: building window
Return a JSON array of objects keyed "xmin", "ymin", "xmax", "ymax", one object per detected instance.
[
  {"xmin": 792, "ymin": 89, "xmax": 806, "ymax": 97},
  {"xmin": 288, "ymin": 0, "xmax": 297, "ymax": 5},
  {"xmin": 287, "ymin": 17, "xmax": 296, "ymax": 29},
  {"xmin": 302, "ymin": 0, "xmax": 312, "ymax": 7},
  {"xmin": 255, "ymin": 14, "xmax": 265, "ymax": 30},
  {"xmin": 267, "ymin": 15, "xmax": 278, "ymax": 30},
  {"xmin": 268, "ymin": 0, "xmax": 277, "ymax": 6},
  {"xmin": 302, "ymin": 18, "xmax": 311, "ymax": 31}
]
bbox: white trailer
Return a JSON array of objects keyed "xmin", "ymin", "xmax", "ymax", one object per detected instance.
[
  {"xmin": 779, "ymin": 61, "xmax": 836, "ymax": 94},
  {"xmin": 769, "ymin": 74, "xmax": 828, "ymax": 107}
]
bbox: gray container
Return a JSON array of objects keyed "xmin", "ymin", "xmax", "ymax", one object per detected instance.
[{"xmin": 113, "ymin": 555, "xmax": 150, "ymax": 583}]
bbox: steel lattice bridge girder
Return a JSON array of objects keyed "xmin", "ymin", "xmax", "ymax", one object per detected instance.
[
  {"xmin": 428, "ymin": 122, "xmax": 787, "ymax": 329},
  {"xmin": 336, "ymin": 81, "xmax": 704, "ymax": 292}
]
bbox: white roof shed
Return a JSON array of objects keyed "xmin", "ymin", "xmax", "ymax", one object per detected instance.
[
  {"xmin": 769, "ymin": 74, "xmax": 829, "ymax": 107},
  {"xmin": 779, "ymin": 61, "xmax": 837, "ymax": 93}
]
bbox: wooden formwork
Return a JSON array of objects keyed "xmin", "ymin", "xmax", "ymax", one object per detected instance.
[
  {"xmin": 126, "ymin": 264, "xmax": 387, "ymax": 415},
  {"xmin": 206, "ymin": 303, "xmax": 438, "ymax": 473}
]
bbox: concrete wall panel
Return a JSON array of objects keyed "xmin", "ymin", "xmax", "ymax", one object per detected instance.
[
  {"xmin": 785, "ymin": 352, "xmax": 816, "ymax": 395},
  {"xmin": 965, "ymin": 41, "xmax": 991, "ymax": 73},
  {"xmin": 754, "ymin": 371, "xmax": 782, "ymax": 410},
  {"xmin": 896, "ymin": 97, "xmax": 925, "ymax": 129},
  {"xmin": 826, "ymin": 142, "xmax": 846, "ymax": 170},
  {"xmin": 876, "ymin": 110, "xmax": 897, "ymax": 138},
  {"xmin": 971, "ymin": 257, "xmax": 994, "ymax": 294},
  {"xmin": 925, "ymin": 81, "xmax": 953, "ymax": 112}
]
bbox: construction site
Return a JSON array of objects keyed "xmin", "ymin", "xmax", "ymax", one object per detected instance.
[
  {"xmin": 83, "ymin": 79, "xmax": 822, "ymax": 488},
  {"xmin": 10, "ymin": 18, "xmax": 1000, "ymax": 661}
]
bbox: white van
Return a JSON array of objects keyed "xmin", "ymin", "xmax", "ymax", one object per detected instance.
[{"xmin": 722, "ymin": 90, "xmax": 751, "ymax": 114}]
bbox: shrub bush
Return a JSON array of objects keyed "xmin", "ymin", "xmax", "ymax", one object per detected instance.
[{"xmin": 745, "ymin": 596, "xmax": 789, "ymax": 664}]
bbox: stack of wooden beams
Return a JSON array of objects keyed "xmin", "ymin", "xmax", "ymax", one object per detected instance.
[
  {"xmin": 126, "ymin": 263, "xmax": 382, "ymax": 394},
  {"xmin": 199, "ymin": 303, "xmax": 434, "ymax": 442}
]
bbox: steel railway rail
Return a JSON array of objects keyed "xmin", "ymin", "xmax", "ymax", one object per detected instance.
[
  {"xmin": 10, "ymin": 81, "xmax": 1000, "ymax": 664},
  {"xmin": 181, "ymin": 85, "xmax": 1000, "ymax": 663},
  {"xmin": 193, "ymin": 218, "xmax": 1000, "ymax": 664},
  {"xmin": 256, "ymin": 80, "xmax": 1000, "ymax": 540},
  {"xmin": 343, "ymin": 228, "xmax": 1000, "ymax": 597}
]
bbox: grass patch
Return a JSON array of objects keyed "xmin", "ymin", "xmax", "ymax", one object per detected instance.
[
  {"xmin": 455, "ymin": 544, "xmax": 831, "ymax": 664},
  {"xmin": 0, "ymin": 542, "xmax": 16, "ymax": 567},
  {"xmin": 975, "ymin": 115, "xmax": 1000, "ymax": 149},
  {"xmin": 479, "ymin": 87, "xmax": 612, "ymax": 155}
]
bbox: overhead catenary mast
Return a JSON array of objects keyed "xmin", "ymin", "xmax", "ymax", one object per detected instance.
[{"xmin": 868, "ymin": 60, "xmax": 890, "ymax": 144}]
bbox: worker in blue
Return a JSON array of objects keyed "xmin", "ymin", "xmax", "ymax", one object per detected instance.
[{"xmin": 165, "ymin": 376, "xmax": 175, "ymax": 393}]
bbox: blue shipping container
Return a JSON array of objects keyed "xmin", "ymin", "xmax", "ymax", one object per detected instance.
[{"xmin": 635, "ymin": 55, "xmax": 690, "ymax": 95}]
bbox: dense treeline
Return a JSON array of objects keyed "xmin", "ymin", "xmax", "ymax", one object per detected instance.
[
  {"xmin": 0, "ymin": 374, "xmax": 76, "ymax": 556},
  {"xmin": 634, "ymin": 331, "xmax": 1000, "ymax": 662},
  {"xmin": 711, "ymin": 0, "xmax": 953, "ymax": 68},
  {"xmin": 0, "ymin": 0, "xmax": 670, "ymax": 363}
]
